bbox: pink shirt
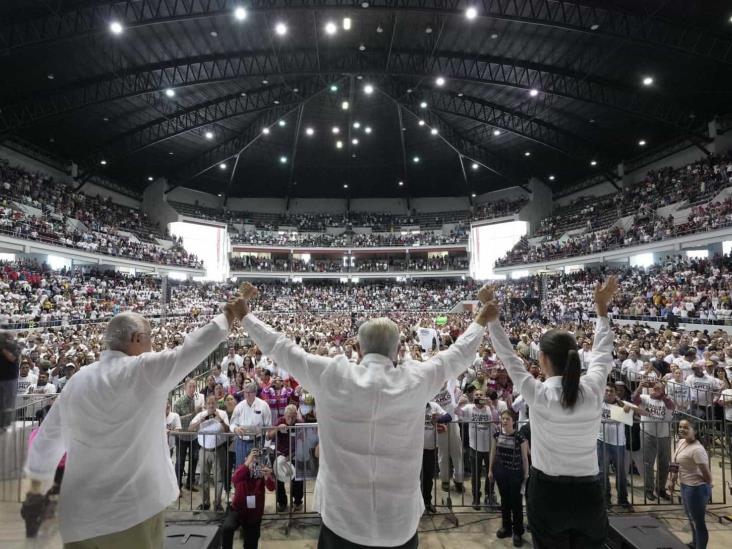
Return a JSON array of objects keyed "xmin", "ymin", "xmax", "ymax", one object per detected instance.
[{"xmin": 674, "ymin": 440, "xmax": 708, "ymax": 486}]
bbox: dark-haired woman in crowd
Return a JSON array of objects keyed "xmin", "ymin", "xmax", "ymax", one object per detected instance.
[
  {"xmin": 484, "ymin": 276, "xmax": 618, "ymax": 549},
  {"xmin": 667, "ymin": 418, "xmax": 712, "ymax": 549}
]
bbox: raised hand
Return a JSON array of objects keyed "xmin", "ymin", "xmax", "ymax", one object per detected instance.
[
  {"xmin": 476, "ymin": 299, "xmax": 500, "ymax": 326},
  {"xmin": 593, "ymin": 275, "xmax": 619, "ymax": 317},
  {"xmin": 477, "ymin": 284, "xmax": 494, "ymax": 304},
  {"xmin": 239, "ymin": 282, "xmax": 259, "ymax": 300}
]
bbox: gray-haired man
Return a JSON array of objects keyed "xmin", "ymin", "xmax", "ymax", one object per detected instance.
[{"xmin": 25, "ymin": 297, "xmax": 249, "ymax": 548}]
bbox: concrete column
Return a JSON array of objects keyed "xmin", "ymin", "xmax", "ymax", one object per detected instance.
[
  {"xmin": 142, "ymin": 178, "xmax": 180, "ymax": 235},
  {"xmin": 522, "ymin": 177, "xmax": 553, "ymax": 234}
]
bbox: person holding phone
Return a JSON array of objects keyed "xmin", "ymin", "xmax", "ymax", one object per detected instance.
[{"xmin": 484, "ymin": 276, "xmax": 618, "ymax": 549}]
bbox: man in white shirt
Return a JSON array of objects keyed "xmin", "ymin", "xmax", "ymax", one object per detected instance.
[
  {"xmin": 26, "ymin": 371, "xmax": 56, "ymax": 395},
  {"xmin": 229, "ymin": 381, "xmax": 272, "ymax": 467},
  {"xmin": 422, "ymin": 401, "xmax": 450, "ymax": 514},
  {"xmin": 240, "ymin": 282, "xmax": 492, "ymax": 548},
  {"xmin": 417, "ymin": 323, "xmax": 439, "ymax": 353},
  {"xmin": 432, "ymin": 379, "xmax": 464, "ymax": 493},
  {"xmin": 597, "ymin": 384, "xmax": 630, "ymax": 507},
  {"xmin": 190, "ymin": 394, "xmax": 230, "ymax": 512},
  {"xmin": 165, "ymin": 401, "xmax": 181, "ymax": 460},
  {"xmin": 212, "ymin": 364, "xmax": 230, "ymax": 388},
  {"xmin": 621, "ymin": 350, "xmax": 644, "ymax": 384},
  {"xmin": 221, "ymin": 347, "xmax": 243, "ymax": 370},
  {"xmin": 674, "ymin": 348, "xmax": 696, "ymax": 379},
  {"xmin": 17, "ymin": 361, "xmax": 37, "ymax": 394},
  {"xmin": 24, "ymin": 297, "xmax": 248, "ymax": 547},
  {"xmin": 578, "ymin": 340, "xmax": 592, "ymax": 372},
  {"xmin": 685, "ymin": 362, "xmax": 718, "ymax": 421}
]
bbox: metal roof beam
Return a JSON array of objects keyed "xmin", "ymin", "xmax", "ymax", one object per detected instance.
[
  {"xmin": 2, "ymin": 0, "xmax": 732, "ymax": 67},
  {"xmin": 0, "ymin": 48, "xmax": 700, "ymax": 135}
]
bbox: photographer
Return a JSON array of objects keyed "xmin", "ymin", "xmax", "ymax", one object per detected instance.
[
  {"xmin": 221, "ymin": 448, "xmax": 275, "ymax": 549},
  {"xmin": 190, "ymin": 395, "xmax": 230, "ymax": 512}
]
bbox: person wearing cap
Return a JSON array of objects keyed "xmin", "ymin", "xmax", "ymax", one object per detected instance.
[
  {"xmin": 24, "ymin": 296, "xmax": 249, "ymax": 548},
  {"xmin": 55, "ymin": 363, "xmax": 76, "ymax": 392},
  {"xmin": 220, "ymin": 448, "xmax": 275, "ymax": 549},
  {"xmin": 238, "ymin": 282, "xmax": 494, "ymax": 548}
]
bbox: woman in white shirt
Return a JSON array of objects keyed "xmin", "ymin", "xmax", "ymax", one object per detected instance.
[{"xmin": 484, "ymin": 276, "xmax": 618, "ymax": 549}]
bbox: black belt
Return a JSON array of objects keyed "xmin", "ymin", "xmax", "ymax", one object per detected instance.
[{"xmin": 530, "ymin": 466, "xmax": 598, "ymax": 484}]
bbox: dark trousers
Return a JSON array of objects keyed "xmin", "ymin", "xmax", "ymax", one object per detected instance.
[
  {"xmin": 0, "ymin": 379, "xmax": 17, "ymax": 429},
  {"xmin": 317, "ymin": 523, "xmax": 418, "ymax": 549},
  {"xmin": 221, "ymin": 510, "xmax": 261, "ymax": 549},
  {"xmin": 681, "ymin": 483, "xmax": 710, "ymax": 549},
  {"xmin": 175, "ymin": 438, "xmax": 199, "ymax": 489},
  {"xmin": 470, "ymin": 448, "xmax": 492, "ymax": 500},
  {"xmin": 527, "ymin": 468, "xmax": 607, "ymax": 549},
  {"xmin": 421, "ymin": 448, "xmax": 437, "ymax": 505},
  {"xmin": 495, "ymin": 471, "xmax": 524, "ymax": 535},
  {"xmin": 276, "ymin": 478, "xmax": 304, "ymax": 506}
]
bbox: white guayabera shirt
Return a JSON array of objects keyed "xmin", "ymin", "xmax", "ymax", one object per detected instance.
[
  {"xmin": 26, "ymin": 314, "xmax": 230, "ymax": 543},
  {"xmin": 243, "ymin": 313, "xmax": 485, "ymax": 547}
]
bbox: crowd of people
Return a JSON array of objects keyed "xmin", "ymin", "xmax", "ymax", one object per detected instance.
[
  {"xmin": 498, "ymin": 152, "xmax": 732, "ymax": 266},
  {"xmin": 0, "ymin": 160, "xmax": 202, "ymax": 268}
]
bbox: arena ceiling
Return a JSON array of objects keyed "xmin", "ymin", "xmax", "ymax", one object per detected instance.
[{"xmin": 1, "ymin": 1, "xmax": 732, "ymax": 200}]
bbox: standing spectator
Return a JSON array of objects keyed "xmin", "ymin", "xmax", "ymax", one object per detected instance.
[
  {"xmin": 632, "ymin": 380, "xmax": 675, "ymax": 501},
  {"xmin": 190, "ymin": 395, "xmax": 230, "ymax": 512},
  {"xmin": 433, "ymin": 380, "xmax": 464, "ymax": 493},
  {"xmin": 422, "ymin": 401, "xmax": 450, "ymax": 514},
  {"xmin": 26, "ymin": 371, "xmax": 56, "ymax": 395},
  {"xmin": 488, "ymin": 410, "xmax": 529, "ymax": 547},
  {"xmin": 267, "ymin": 404, "xmax": 303, "ymax": 512},
  {"xmin": 1, "ymin": 331, "xmax": 20, "ymax": 428},
  {"xmin": 262, "ymin": 375, "xmax": 293, "ymax": 422},
  {"xmin": 220, "ymin": 449, "xmax": 275, "ymax": 549},
  {"xmin": 230, "ymin": 381, "xmax": 272, "ymax": 467},
  {"xmin": 165, "ymin": 401, "xmax": 181, "ymax": 461},
  {"xmin": 667, "ymin": 419, "xmax": 712, "ymax": 549},
  {"xmin": 597, "ymin": 384, "xmax": 630, "ymax": 507},
  {"xmin": 221, "ymin": 347, "xmax": 244, "ymax": 370},
  {"xmin": 16, "ymin": 360, "xmax": 37, "ymax": 395},
  {"xmin": 175, "ymin": 380, "xmax": 203, "ymax": 492},
  {"xmin": 213, "ymin": 365, "xmax": 230, "ymax": 388}
]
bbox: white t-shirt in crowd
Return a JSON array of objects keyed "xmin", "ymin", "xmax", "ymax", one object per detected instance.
[
  {"xmin": 685, "ymin": 373, "xmax": 718, "ymax": 407},
  {"xmin": 459, "ymin": 403, "xmax": 497, "ymax": 453},
  {"xmin": 622, "ymin": 359, "xmax": 644, "ymax": 382},
  {"xmin": 598, "ymin": 401, "xmax": 626, "ymax": 447},
  {"xmin": 17, "ymin": 373, "xmax": 37, "ymax": 393},
  {"xmin": 190, "ymin": 409, "xmax": 230, "ymax": 449},
  {"xmin": 720, "ymin": 388, "xmax": 732, "ymax": 421},
  {"xmin": 27, "ymin": 383, "xmax": 56, "ymax": 395},
  {"xmin": 424, "ymin": 402, "xmax": 447, "ymax": 450},
  {"xmin": 639, "ymin": 394, "xmax": 673, "ymax": 438},
  {"xmin": 165, "ymin": 412, "xmax": 181, "ymax": 450},
  {"xmin": 417, "ymin": 327, "xmax": 439, "ymax": 352}
]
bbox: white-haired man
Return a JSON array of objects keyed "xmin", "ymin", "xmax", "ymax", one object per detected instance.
[
  {"xmin": 24, "ymin": 297, "xmax": 249, "ymax": 548},
  {"xmin": 238, "ymin": 282, "xmax": 493, "ymax": 548}
]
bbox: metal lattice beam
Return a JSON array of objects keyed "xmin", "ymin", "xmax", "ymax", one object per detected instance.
[
  {"xmin": 87, "ymin": 78, "xmax": 325, "ymax": 167},
  {"xmin": 2, "ymin": 0, "xmax": 732, "ymax": 67},
  {"xmin": 0, "ymin": 48, "xmax": 699, "ymax": 135}
]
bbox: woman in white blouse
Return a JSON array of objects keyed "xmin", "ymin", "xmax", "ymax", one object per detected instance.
[{"xmin": 484, "ymin": 276, "xmax": 618, "ymax": 549}]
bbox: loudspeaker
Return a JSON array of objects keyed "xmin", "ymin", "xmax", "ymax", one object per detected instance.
[
  {"xmin": 165, "ymin": 524, "xmax": 221, "ymax": 548},
  {"xmin": 606, "ymin": 515, "xmax": 687, "ymax": 549}
]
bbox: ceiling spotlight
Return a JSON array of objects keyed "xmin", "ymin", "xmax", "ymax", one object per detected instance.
[
  {"xmin": 148, "ymin": 176, "xmax": 154, "ymax": 181},
  {"xmin": 164, "ymin": 88, "xmax": 175, "ymax": 98},
  {"xmin": 100, "ymin": 160, "xmax": 107, "ymax": 165},
  {"xmin": 376, "ymin": 25, "xmax": 384, "ymax": 33},
  {"xmin": 273, "ymin": 100, "xmax": 280, "ymax": 105},
  {"xmin": 352, "ymin": 138, "xmax": 359, "ymax": 145},
  {"xmin": 430, "ymin": 128, "xmax": 438, "ymax": 135},
  {"xmin": 47, "ymin": 73, "xmax": 54, "ymax": 80},
  {"xmin": 356, "ymin": 75, "xmax": 363, "ymax": 80},
  {"xmin": 413, "ymin": 156, "xmax": 420, "ymax": 163},
  {"xmin": 210, "ymin": 31, "xmax": 218, "ymax": 37},
  {"xmin": 471, "ymin": 193, "xmax": 477, "ymax": 198},
  {"xmin": 364, "ymin": 84, "xmax": 374, "ymax": 94},
  {"xmin": 425, "ymin": 26, "xmax": 433, "ymax": 34},
  {"xmin": 435, "ymin": 76, "xmax": 445, "ymax": 86},
  {"xmin": 590, "ymin": 23, "xmax": 599, "ymax": 31},
  {"xmin": 274, "ymin": 22, "xmax": 287, "ymax": 36},
  {"xmin": 341, "ymin": 100, "xmax": 349, "ymax": 110},
  {"xmin": 457, "ymin": 92, "xmax": 464, "ymax": 97},
  {"xmin": 234, "ymin": 7, "xmax": 247, "ymax": 21},
  {"xmin": 168, "ymin": 151, "xmax": 174, "ymax": 155},
  {"xmin": 262, "ymin": 127, "xmax": 270, "ymax": 135},
  {"xmin": 490, "ymin": 33, "xmax": 499, "ymax": 39},
  {"xmin": 398, "ymin": 180, "xmax": 404, "ymax": 186},
  {"xmin": 471, "ymin": 163, "xmax": 479, "ymax": 170},
  {"xmin": 418, "ymin": 120, "xmax": 425, "ymax": 126},
  {"xmin": 362, "ymin": 1, "xmax": 370, "ymax": 7},
  {"xmin": 103, "ymin": 117, "xmax": 109, "ymax": 122},
  {"xmin": 524, "ymin": 151, "xmax": 531, "ymax": 157},
  {"xmin": 240, "ymin": 92, "xmax": 246, "ymax": 96},
  {"xmin": 219, "ymin": 163, "xmax": 227, "ymax": 169},
  {"xmin": 364, "ymin": 126, "xmax": 372, "ymax": 134},
  {"xmin": 466, "ymin": 7, "xmax": 478, "ymax": 20},
  {"xmin": 331, "ymin": 127, "xmax": 341, "ymax": 135},
  {"xmin": 419, "ymin": 101, "xmax": 428, "ymax": 109},
  {"xmin": 638, "ymin": 139, "xmax": 647, "ymax": 146},
  {"xmin": 493, "ymin": 129, "xmax": 501, "ymax": 136},
  {"xmin": 548, "ymin": 175, "xmax": 555, "ymax": 181},
  {"xmin": 325, "ymin": 21, "xmax": 338, "ymax": 35},
  {"xmin": 336, "ymin": 140, "xmax": 343, "ymax": 149},
  {"xmin": 279, "ymin": 156, "xmax": 288, "ymax": 164},
  {"xmin": 110, "ymin": 21, "xmax": 124, "ymax": 35},
  {"xmin": 343, "ymin": 183, "xmax": 349, "ymax": 188},
  {"xmin": 343, "ymin": 17, "xmax": 352, "ymax": 30},
  {"xmin": 330, "ymin": 84, "xmax": 338, "ymax": 92},
  {"xmin": 529, "ymin": 88, "xmax": 539, "ymax": 97},
  {"xmin": 642, "ymin": 76, "xmax": 654, "ymax": 86},
  {"xmin": 278, "ymin": 120, "xmax": 286, "ymax": 127},
  {"xmin": 359, "ymin": 44, "xmax": 366, "ymax": 52},
  {"xmin": 205, "ymin": 131, "xmax": 214, "ymax": 140},
  {"xmin": 305, "ymin": 127, "xmax": 315, "ymax": 136},
  {"xmin": 590, "ymin": 160, "xmax": 598, "ymax": 166},
  {"xmin": 262, "ymin": 79, "xmax": 269, "ymax": 84},
  {"xmin": 353, "ymin": 122, "xmax": 361, "ymax": 129}
]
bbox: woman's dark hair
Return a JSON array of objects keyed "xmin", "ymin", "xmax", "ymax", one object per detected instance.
[{"xmin": 540, "ymin": 329, "xmax": 582, "ymax": 409}]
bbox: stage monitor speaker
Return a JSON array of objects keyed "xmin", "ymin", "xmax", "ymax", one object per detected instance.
[
  {"xmin": 606, "ymin": 515, "xmax": 687, "ymax": 549},
  {"xmin": 165, "ymin": 523, "xmax": 220, "ymax": 548}
]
